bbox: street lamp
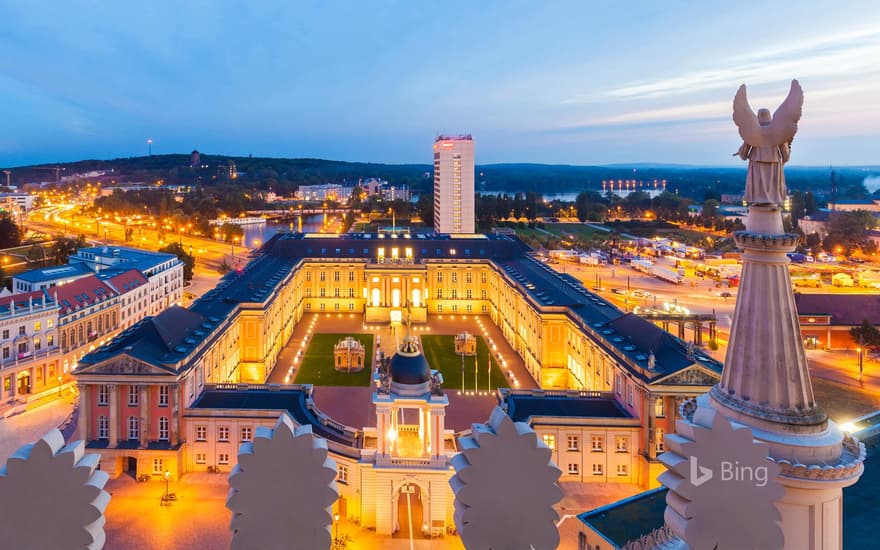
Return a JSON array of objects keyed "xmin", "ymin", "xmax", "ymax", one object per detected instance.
[
  {"xmin": 57, "ymin": 375, "xmax": 62, "ymax": 398},
  {"xmin": 164, "ymin": 470, "xmax": 170, "ymax": 499},
  {"xmin": 334, "ymin": 513, "xmax": 339, "ymax": 541}
]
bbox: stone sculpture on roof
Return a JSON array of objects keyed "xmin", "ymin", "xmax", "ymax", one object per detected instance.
[
  {"xmin": 733, "ymin": 79, "xmax": 803, "ymax": 206},
  {"xmin": 0, "ymin": 428, "xmax": 110, "ymax": 550},
  {"xmin": 450, "ymin": 406, "xmax": 562, "ymax": 550},
  {"xmin": 226, "ymin": 413, "xmax": 339, "ymax": 550}
]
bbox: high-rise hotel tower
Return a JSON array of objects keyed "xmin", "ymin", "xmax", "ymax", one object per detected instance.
[{"xmin": 433, "ymin": 135, "xmax": 474, "ymax": 234}]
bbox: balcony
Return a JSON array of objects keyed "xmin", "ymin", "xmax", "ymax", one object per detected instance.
[{"xmin": 1, "ymin": 346, "xmax": 61, "ymax": 369}]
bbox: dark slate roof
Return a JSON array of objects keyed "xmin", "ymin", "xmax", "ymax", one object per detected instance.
[
  {"xmin": 267, "ymin": 231, "xmax": 524, "ymax": 262},
  {"xmin": 843, "ymin": 431, "xmax": 880, "ymax": 548},
  {"xmin": 81, "ymin": 306, "xmax": 206, "ymax": 368},
  {"xmin": 608, "ymin": 314, "xmax": 692, "ymax": 378},
  {"xmin": 389, "ymin": 341, "xmax": 432, "ymax": 385},
  {"xmin": 794, "ymin": 293, "xmax": 880, "ymax": 326},
  {"xmin": 578, "ymin": 487, "xmax": 668, "ymax": 547},
  {"xmin": 506, "ymin": 394, "xmax": 630, "ymax": 423},
  {"xmin": 189, "ymin": 389, "xmax": 357, "ymax": 446}
]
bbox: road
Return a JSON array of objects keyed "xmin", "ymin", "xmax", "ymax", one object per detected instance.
[{"xmin": 0, "ymin": 398, "xmax": 75, "ymax": 463}]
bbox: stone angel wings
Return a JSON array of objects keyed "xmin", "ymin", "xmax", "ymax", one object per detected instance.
[{"xmin": 732, "ymin": 79, "xmax": 803, "ymax": 147}]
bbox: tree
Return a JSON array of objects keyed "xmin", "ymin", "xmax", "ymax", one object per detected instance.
[
  {"xmin": 159, "ymin": 242, "xmax": 195, "ymax": 281},
  {"xmin": 851, "ymin": 319, "xmax": 880, "ymax": 353},
  {"xmin": 416, "ymin": 193, "xmax": 434, "ymax": 227},
  {"xmin": 51, "ymin": 235, "xmax": 87, "ymax": 265},
  {"xmin": 823, "ymin": 210, "xmax": 877, "ymax": 255},
  {"xmin": 0, "ymin": 215, "xmax": 21, "ymax": 248}
]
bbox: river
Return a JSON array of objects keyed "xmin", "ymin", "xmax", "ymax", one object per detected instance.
[{"xmin": 240, "ymin": 214, "xmax": 326, "ymax": 246}]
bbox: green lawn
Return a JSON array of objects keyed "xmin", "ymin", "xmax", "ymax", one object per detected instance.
[
  {"xmin": 294, "ymin": 333, "xmax": 374, "ymax": 386},
  {"xmin": 419, "ymin": 334, "xmax": 509, "ymax": 392}
]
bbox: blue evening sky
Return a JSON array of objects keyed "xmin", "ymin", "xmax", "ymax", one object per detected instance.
[{"xmin": 2, "ymin": 1, "xmax": 879, "ymax": 167}]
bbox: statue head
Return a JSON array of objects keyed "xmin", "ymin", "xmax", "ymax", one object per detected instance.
[{"xmin": 757, "ymin": 108, "xmax": 772, "ymax": 126}]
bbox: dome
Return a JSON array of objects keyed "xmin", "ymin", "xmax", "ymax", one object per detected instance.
[{"xmin": 389, "ymin": 336, "xmax": 431, "ymax": 385}]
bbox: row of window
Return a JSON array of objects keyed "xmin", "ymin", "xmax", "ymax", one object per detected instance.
[
  {"xmin": 194, "ymin": 453, "xmax": 230, "ymax": 465},
  {"xmin": 542, "ymin": 434, "xmax": 630, "ymax": 453},
  {"xmin": 1, "ymin": 320, "xmax": 54, "ymax": 340},
  {"xmin": 194, "ymin": 425, "xmax": 252, "ymax": 443},
  {"xmin": 96, "ymin": 415, "xmax": 169, "ymax": 440},
  {"xmin": 566, "ymin": 463, "xmax": 628, "ymax": 476},
  {"xmin": 96, "ymin": 385, "xmax": 169, "ymax": 407}
]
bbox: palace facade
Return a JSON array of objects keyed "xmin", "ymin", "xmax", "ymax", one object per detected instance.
[{"xmin": 74, "ymin": 232, "xmax": 722, "ymax": 534}]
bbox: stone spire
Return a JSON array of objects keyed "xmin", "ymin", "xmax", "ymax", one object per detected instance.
[
  {"xmin": 661, "ymin": 81, "xmax": 864, "ymax": 550},
  {"xmin": 710, "ymin": 211, "xmax": 827, "ymax": 429}
]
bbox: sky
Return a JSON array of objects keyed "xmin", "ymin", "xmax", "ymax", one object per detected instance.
[{"xmin": 2, "ymin": 1, "xmax": 879, "ymax": 167}]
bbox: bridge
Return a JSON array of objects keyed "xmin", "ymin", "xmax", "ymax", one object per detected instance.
[{"xmin": 245, "ymin": 208, "xmax": 354, "ymax": 220}]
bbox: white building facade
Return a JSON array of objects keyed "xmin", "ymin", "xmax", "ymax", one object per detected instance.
[{"xmin": 433, "ymin": 135, "xmax": 475, "ymax": 234}]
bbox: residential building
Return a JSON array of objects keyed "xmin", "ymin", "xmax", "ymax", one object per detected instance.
[
  {"xmin": 55, "ymin": 275, "xmax": 122, "ymax": 374},
  {"xmin": 433, "ymin": 135, "xmax": 475, "ymax": 234},
  {"xmin": 0, "ymin": 291, "xmax": 61, "ymax": 403},
  {"xmin": 12, "ymin": 263, "xmax": 95, "ymax": 294},
  {"xmin": 69, "ymin": 246, "xmax": 183, "ymax": 316},
  {"xmin": 99, "ymin": 269, "xmax": 151, "ymax": 330}
]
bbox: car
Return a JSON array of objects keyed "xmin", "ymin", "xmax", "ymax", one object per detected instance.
[
  {"xmin": 632, "ymin": 289, "xmax": 649, "ymax": 297},
  {"xmin": 720, "ymin": 291, "xmax": 733, "ymax": 298},
  {"xmin": 611, "ymin": 288, "xmax": 627, "ymax": 295},
  {"xmin": 591, "ymin": 286, "xmax": 605, "ymax": 292}
]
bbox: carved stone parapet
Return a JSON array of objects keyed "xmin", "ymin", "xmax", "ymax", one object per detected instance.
[
  {"xmin": 774, "ymin": 435, "xmax": 866, "ymax": 481},
  {"xmin": 733, "ymin": 230, "xmax": 799, "ymax": 251}
]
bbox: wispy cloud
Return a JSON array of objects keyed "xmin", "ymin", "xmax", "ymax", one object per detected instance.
[{"xmin": 563, "ymin": 25, "xmax": 880, "ymax": 104}]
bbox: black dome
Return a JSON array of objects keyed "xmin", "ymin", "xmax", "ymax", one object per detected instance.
[{"xmin": 389, "ymin": 337, "xmax": 431, "ymax": 385}]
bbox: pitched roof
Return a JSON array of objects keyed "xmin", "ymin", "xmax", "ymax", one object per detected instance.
[
  {"xmin": 53, "ymin": 275, "xmax": 117, "ymax": 314},
  {"xmin": 100, "ymin": 268, "xmax": 148, "ymax": 295},
  {"xmin": 794, "ymin": 293, "xmax": 880, "ymax": 325}
]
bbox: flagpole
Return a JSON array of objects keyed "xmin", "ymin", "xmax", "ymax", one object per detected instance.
[
  {"xmin": 474, "ymin": 352, "xmax": 478, "ymax": 394},
  {"xmin": 461, "ymin": 352, "xmax": 465, "ymax": 394},
  {"xmin": 488, "ymin": 350, "xmax": 492, "ymax": 393}
]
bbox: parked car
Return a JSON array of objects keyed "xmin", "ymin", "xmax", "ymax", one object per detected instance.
[
  {"xmin": 632, "ymin": 289, "xmax": 649, "ymax": 297},
  {"xmin": 591, "ymin": 286, "xmax": 606, "ymax": 292},
  {"xmin": 611, "ymin": 288, "xmax": 627, "ymax": 295}
]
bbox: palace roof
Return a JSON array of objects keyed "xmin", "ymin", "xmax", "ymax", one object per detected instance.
[
  {"xmin": 502, "ymin": 390, "xmax": 631, "ymax": 423},
  {"xmin": 578, "ymin": 487, "xmax": 669, "ymax": 548}
]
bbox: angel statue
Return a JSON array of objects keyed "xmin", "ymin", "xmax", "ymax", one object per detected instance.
[{"xmin": 732, "ymin": 79, "xmax": 803, "ymax": 206}]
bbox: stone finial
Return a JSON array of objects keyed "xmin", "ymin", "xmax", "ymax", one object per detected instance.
[
  {"xmin": 450, "ymin": 407, "xmax": 563, "ymax": 550},
  {"xmin": 0, "ymin": 428, "xmax": 111, "ymax": 550},
  {"xmin": 226, "ymin": 413, "xmax": 338, "ymax": 550}
]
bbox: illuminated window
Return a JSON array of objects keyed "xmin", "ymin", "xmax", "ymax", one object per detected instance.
[
  {"xmin": 656, "ymin": 428, "xmax": 665, "ymax": 452},
  {"xmin": 98, "ymin": 385, "xmax": 109, "ymax": 406},
  {"xmin": 377, "ymin": 247, "xmax": 385, "ymax": 259},
  {"xmin": 337, "ymin": 464, "xmax": 348, "ymax": 484},
  {"xmin": 542, "ymin": 434, "xmax": 556, "ymax": 450},
  {"xmin": 655, "ymin": 397, "xmax": 665, "ymax": 418},
  {"xmin": 391, "ymin": 247, "xmax": 399, "ymax": 259},
  {"xmin": 371, "ymin": 288, "xmax": 381, "ymax": 307},
  {"xmin": 128, "ymin": 416, "xmax": 139, "ymax": 440}
]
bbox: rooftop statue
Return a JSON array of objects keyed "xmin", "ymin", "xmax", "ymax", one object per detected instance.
[{"xmin": 733, "ymin": 79, "xmax": 803, "ymax": 206}]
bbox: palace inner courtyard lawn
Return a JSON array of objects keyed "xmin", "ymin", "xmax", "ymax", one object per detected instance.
[
  {"xmin": 419, "ymin": 334, "xmax": 510, "ymax": 392},
  {"xmin": 294, "ymin": 333, "xmax": 374, "ymax": 386}
]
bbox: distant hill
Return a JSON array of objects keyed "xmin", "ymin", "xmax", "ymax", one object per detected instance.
[{"xmin": 4, "ymin": 154, "xmax": 878, "ymax": 201}]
